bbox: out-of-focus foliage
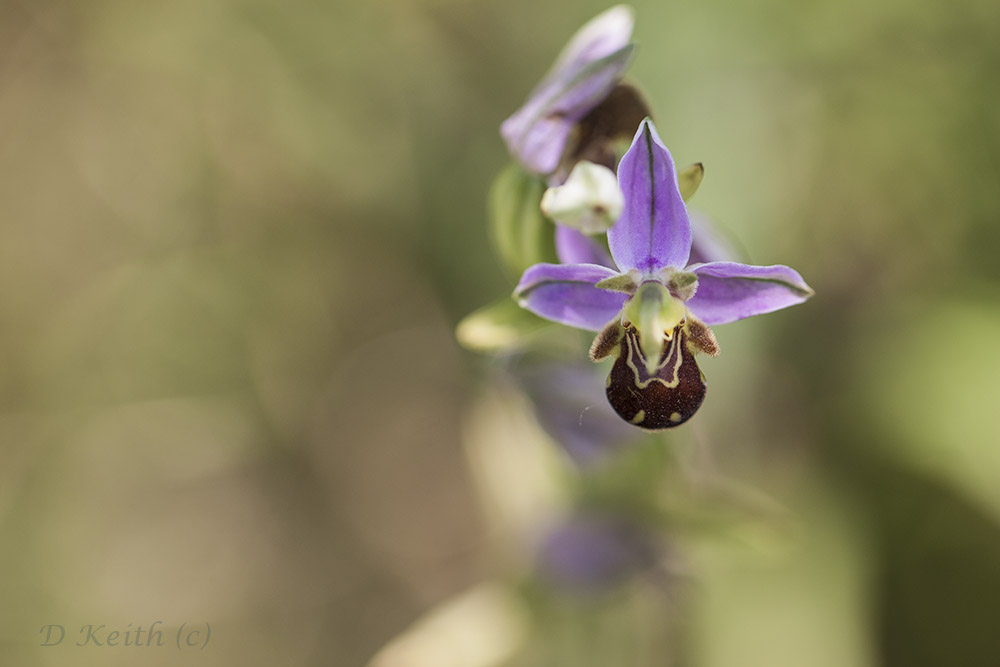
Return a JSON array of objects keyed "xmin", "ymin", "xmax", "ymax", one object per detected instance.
[
  {"xmin": 1, "ymin": 0, "xmax": 999, "ymax": 665},
  {"xmin": 488, "ymin": 162, "xmax": 556, "ymax": 278}
]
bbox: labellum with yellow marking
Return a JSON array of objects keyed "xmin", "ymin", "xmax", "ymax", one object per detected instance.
[{"xmin": 606, "ymin": 324, "xmax": 706, "ymax": 429}]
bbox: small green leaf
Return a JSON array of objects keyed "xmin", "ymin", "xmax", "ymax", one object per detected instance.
[
  {"xmin": 678, "ymin": 163, "xmax": 704, "ymax": 202},
  {"xmin": 489, "ymin": 163, "xmax": 557, "ymax": 278},
  {"xmin": 456, "ymin": 297, "xmax": 550, "ymax": 352}
]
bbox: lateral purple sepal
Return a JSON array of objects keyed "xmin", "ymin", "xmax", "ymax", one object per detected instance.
[
  {"xmin": 514, "ymin": 262, "xmax": 626, "ymax": 331},
  {"xmin": 686, "ymin": 262, "xmax": 813, "ymax": 325}
]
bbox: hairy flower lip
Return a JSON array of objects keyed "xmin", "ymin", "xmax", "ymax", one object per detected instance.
[{"xmin": 606, "ymin": 322, "xmax": 707, "ymax": 429}]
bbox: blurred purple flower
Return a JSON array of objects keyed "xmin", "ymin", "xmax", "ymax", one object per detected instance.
[
  {"xmin": 514, "ymin": 119, "xmax": 813, "ymax": 429},
  {"xmin": 516, "ymin": 362, "xmax": 640, "ymax": 468},
  {"xmin": 686, "ymin": 211, "xmax": 738, "ymax": 265},
  {"xmin": 536, "ymin": 512, "xmax": 658, "ymax": 593},
  {"xmin": 501, "ymin": 6, "xmax": 635, "ymax": 176}
]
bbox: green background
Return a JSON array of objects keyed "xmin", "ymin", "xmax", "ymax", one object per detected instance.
[{"xmin": 1, "ymin": 0, "xmax": 998, "ymax": 665}]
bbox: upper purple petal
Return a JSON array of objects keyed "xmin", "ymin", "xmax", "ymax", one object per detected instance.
[
  {"xmin": 685, "ymin": 262, "xmax": 814, "ymax": 325},
  {"xmin": 501, "ymin": 7, "xmax": 635, "ymax": 175},
  {"xmin": 555, "ymin": 224, "xmax": 615, "ymax": 268},
  {"xmin": 514, "ymin": 263, "xmax": 626, "ymax": 331},
  {"xmin": 608, "ymin": 119, "xmax": 692, "ymax": 274}
]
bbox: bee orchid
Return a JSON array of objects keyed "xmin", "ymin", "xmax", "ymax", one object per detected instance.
[{"xmin": 514, "ymin": 119, "xmax": 813, "ymax": 429}]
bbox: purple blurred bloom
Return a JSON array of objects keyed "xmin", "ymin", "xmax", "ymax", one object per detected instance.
[
  {"xmin": 516, "ymin": 362, "xmax": 639, "ymax": 468},
  {"xmin": 686, "ymin": 212, "xmax": 738, "ymax": 265},
  {"xmin": 536, "ymin": 512, "xmax": 658, "ymax": 593},
  {"xmin": 513, "ymin": 119, "xmax": 813, "ymax": 429},
  {"xmin": 501, "ymin": 6, "xmax": 635, "ymax": 175}
]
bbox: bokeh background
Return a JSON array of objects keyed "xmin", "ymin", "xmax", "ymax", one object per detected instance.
[{"xmin": 1, "ymin": 0, "xmax": 999, "ymax": 665}]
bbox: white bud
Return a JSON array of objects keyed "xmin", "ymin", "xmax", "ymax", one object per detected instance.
[{"xmin": 540, "ymin": 161, "xmax": 624, "ymax": 235}]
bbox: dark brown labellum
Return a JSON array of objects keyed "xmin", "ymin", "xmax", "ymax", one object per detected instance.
[{"xmin": 605, "ymin": 324, "xmax": 707, "ymax": 429}]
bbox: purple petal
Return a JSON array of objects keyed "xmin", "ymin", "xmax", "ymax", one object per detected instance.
[
  {"xmin": 687, "ymin": 212, "xmax": 737, "ymax": 264},
  {"xmin": 549, "ymin": 5, "xmax": 634, "ymax": 76},
  {"xmin": 555, "ymin": 224, "xmax": 615, "ymax": 267},
  {"xmin": 516, "ymin": 362, "xmax": 638, "ymax": 469},
  {"xmin": 609, "ymin": 119, "xmax": 692, "ymax": 274},
  {"xmin": 501, "ymin": 112, "xmax": 573, "ymax": 177},
  {"xmin": 501, "ymin": 50, "xmax": 633, "ymax": 175},
  {"xmin": 514, "ymin": 263, "xmax": 626, "ymax": 331},
  {"xmin": 536, "ymin": 513, "xmax": 657, "ymax": 593},
  {"xmin": 686, "ymin": 262, "xmax": 814, "ymax": 325},
  {"xmin": 501, "ymin": 7, "xmax": 635, "ymax": 175}
]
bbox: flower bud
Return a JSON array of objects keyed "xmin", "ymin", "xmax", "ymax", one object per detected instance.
[{"xmin": 540, "ymin": 161, "xmax": 624, "ymax": 235}]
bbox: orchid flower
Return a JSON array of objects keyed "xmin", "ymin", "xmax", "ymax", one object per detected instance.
[
  {"xmin": 516, "ymin": 361, "xmax": 639, "ymax": 468},
  {"xmin": 536, "ymin": 512, "xmax": 658, "ymax": 593},
  {"xmin": 501, "ymin": 5, "xmax": 635, "ymax": 176},
  {"xmin": 514, "ymin": 119, "xmax": 814, "ymax": 429}
]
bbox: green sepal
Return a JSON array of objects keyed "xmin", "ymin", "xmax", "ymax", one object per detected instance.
[
  {"xmin": 455, "ymin": 297, "xmax": 550, "ymax": 352},
  {"xmin": 594, "ymin": 272, "xmax": 638, "ymax": 293},
  {"xmin": 678, "ymin": 163, "xmax": 704, "ymax": 202},
  {"xmin": 665, "ymin": 269, "xmax": 699, "ymax": 301},
  {"xmin": 488, "ymin": 162, "xmax": 558, "ymax": 278}
]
